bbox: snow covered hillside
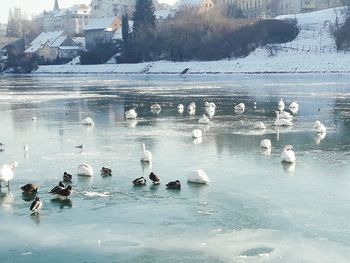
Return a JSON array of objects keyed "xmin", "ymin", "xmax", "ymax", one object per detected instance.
[{"xmin": 35, "ymin": 7, "xmax": 350, "ymax": 75}]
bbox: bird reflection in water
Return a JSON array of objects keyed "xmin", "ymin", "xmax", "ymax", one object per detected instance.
[
  {"xmin": 314, "ymin": 132, "xmax": 326, "ymax": 145},
  {"xmin": 0, "ymin": 189, "xmax": 14, "ymax": 212},
  {"xmin": 22, "ymin": 192, "xmax": 37, "ymax": 202},
  {"xmin": 50, "ymin": 198, "xmax": 73, "ymax": 209},
  {"xmin": 281, "ymin": 162, "xmax": 296, "ymax": 174}
]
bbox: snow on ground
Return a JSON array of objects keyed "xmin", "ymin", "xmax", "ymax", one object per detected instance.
[{"xmin": 34, "ymin": 7, "xmax": 350, "ymax": 75}]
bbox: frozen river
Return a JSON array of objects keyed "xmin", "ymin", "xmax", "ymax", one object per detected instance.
[{"xmin": 0, "ymin": 74, "xmax": 350, "ymax": 262}]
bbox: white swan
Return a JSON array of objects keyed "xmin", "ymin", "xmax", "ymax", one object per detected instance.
[
  {"xmin": 23, "ymin": 144, "xmax": 29, "ymax": 152},
  {"xmin": 188, "ymin": 169, "xmax": 210, "ymax": 184},
  {"xmin": 82, "ymin": 117, "xmax": 94, "ymax": 126},
  {"xmin": 150, "ymin": 103, "xmax": 161, "ymax": 110},
  {"xmin": 314, "ymin": 132, "xmax": 326, "ymax": 144},
  {"xmin": 141, "ymin": 143, "xmax": 152, "ymax": 163},
  {"xmin": 125, "ymin": 109, "xmax": 137, "ymax": 120},
  {"xmin": 278, "ymin": 111, "xmax": 293, "ymax": 120},
  {"xmin": 234, "ymin": 103, "xmax": 245, "ymax": 112},
  {"xmin": 289, "ymin": 101, "xmax": 299, "ymax": 109},
  {"xmin": 205, "ymin": 102, "xmax": 216, "ymax": 108},
  {"xmin": 278, "ymin": 98, "xmax": 285, "ymax": 111},
  {"xmin": 77, "ymin": 163, "xmax": 93, "ymax": 176},
  {"xmin": 199, "ymin": 115, "xmax": 210, "ymax": 124},
  {"xmin": 205, "ymin": 106, "xmax": 215, "ymax": 118},
  {"xmin": 313, "ymin": 120, "xmax": 326, "ymax": 133},
  {"xmin": 254, "ymin": 122, "xmax": 266, "ymax": 129},
  {"xmin": 187, "ymin": 102, "xmax": 196, "ymax": 115},
  {"xmin": 281, "ymin": 145, "xmax": 296, "ymax": 163},
  {"xmin": 260, "ymin": 139, "xmax": 271, "ymax": 149},
  {"xmin": 274, "ymin": 111, "xmax": 293, "ymax": 126},
  {"xmin": 0, "ymin": 161, "xmax": 18, "ymax": 187},
  {"xmin": 177, "ymin": 104, "xmax": 184, "ymax": 113},
  {"xmin": 192, "ymin": 129, "xmax": 203, "ymax": 138}
]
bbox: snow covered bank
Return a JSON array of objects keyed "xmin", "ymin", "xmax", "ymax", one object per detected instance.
[{"xmin": 34, "ymin": 7, "xmax": 350, "ymax": 75}]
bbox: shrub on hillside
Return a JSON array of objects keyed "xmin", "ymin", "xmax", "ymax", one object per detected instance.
[
  {"xmin": 333, "ymin": 16, "xmax": 350, "ymax": 50},
  {"xmin": 80, "ymin": 43, "xmax": 118, "ymax": 65}
]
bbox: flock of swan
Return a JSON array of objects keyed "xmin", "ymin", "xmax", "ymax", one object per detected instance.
[{"xmin": 0, "ymin": 98, "xmax": 326, "ymax": 215}]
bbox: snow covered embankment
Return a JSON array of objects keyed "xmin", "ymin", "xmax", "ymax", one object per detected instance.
[{"xmin": 35, "ymin": 7, "xmax": 350, "ymax": 75}]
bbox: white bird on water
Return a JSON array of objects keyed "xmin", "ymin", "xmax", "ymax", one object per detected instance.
[
  {"xmin": 77, "ymin": 163, "xmax": 93, "ymax": 176},
  {"xmin": 289, "ymin": 101, "xmax": 299, "ymax": 109},
  {"xmin": 0, "ymin": 161, "xmax": 18, "ymax": 188},
  {"xmin": 199, "ymin": 115, "xmax": 210, "ymax": 124},
  {"xmin": 260, "ymin": 139, "xmax": 271, "ymax": 149},
  {"xmin": 82, "ymin": 117, "xmax": 94, "ymax": 126},
  {"xmin": 254, "ymin": 121, "xmax": 266, "ymax": 130},
  {"xmin": 141, "ymin": 143, "xmax": 152, "ymax": 163},
  {"xmin": 24, "ymin": 144, "xmax": 29, "ymax": 152},
  {"xmin": 125, "ymin": 109, "xmax": 137, "ymax": 120},
  {"xmin": 278, "ymin": 111, "xmax": 293, "ymax": 120},
  {"xmin": 278, "ymin": 98, "xmax": 285, "ymax": 111},
  {"xmin": 274, "ymin": 111, "xmax": 293, "ymax": 126},
  {"xmin": 234, "ymin": 103, "xmax": 245, "ymax": 112},
  {"xmin": 188, "ymin": 169, "xmax": 210, "ymax": 184},
  {"xmin": 313, "ymin": 120, "xmax": 326, "ymax": 133},
  {"xmin": 177, "ymin": 104, "xmax": 184, "ymax": 113},
  {"xmin": 187, "ymin": 102, "xmax": 196, "ymax": 115},
  {"xmin": 281, "ymin": 145, "xmax": 296, "ymax": 163}
]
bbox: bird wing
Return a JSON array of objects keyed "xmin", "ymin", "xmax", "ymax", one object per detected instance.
[{"xmin": 30, "ymin": 201, "xmax": 37, "ymax": 211}]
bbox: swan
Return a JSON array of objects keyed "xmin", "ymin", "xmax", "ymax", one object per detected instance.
[
  {"xmin": 188, "ymin": 169, "xmax": 210, "ymax": 184},
  {"xmin": 278, "ymin": 98, "xmax": 285, "ymax": 111},
  {"xmin": 199, "ymin": 115, "xmax": 210, "ymax": 124},
  {"xmin": 274, "ymin": 111, "xmax": 293, "ymax": 126},
  {"xmin": 234, "ymin": 103, "xmax": 245, "ymax": 112},
  {"xmin": 260, "ymin": 139, "xmax": 271, "ymax": 149},
  {"xmin": 82, "ymin": 117, "xmax": 94, "ymax": 126},
  {"xmin": 149, "ymin": 172, "xmax": 160, "ymax": 184},
  {"xmin": 24, "ymin": 144, "xmax": 29, "ymax": 152},
  {"xmin": 166, "ymin": 180, "xmax": 181, "ymax": 189},
  {"xmin": 77, "ymin": 163, "xmax": 93, "ymax": 176},
  {"xmin": 205, "ymin": 106, "xmax": 215, "ymax": 118},
  {"xmin": 289, "ymin": 101, "xmax": 299, "ymax": 109},
  {"xmin": 205, "ymin": 102, "xmax": 216, "ymax": 108},
  {"xmin": 32, "ymin": 116, "xmax": 37, "ymax": 121},
  {"xmin": 278, "ymin": 111, "xmax": 293, "ymax": 120},
  {"xmin": 30, "ymin": 197, "xmax": 42, "ymax": 213},
  {"xmin": 141, "ymin": 143, "xmax": 152, "ymax": 163},
  {"xmin": 254, "ymin": 122, "xmax": 266, "ymax": 129},
  {"xmin": 192, "ymin": 129, "xmax": 203, "ymax": 138},
  {"xmin": 177, "ymin": 104, "xmax": 184, "ymax": 113},
  {"xmin": 0, "ymin": 161, "xmax": 17, "ymax": 188},
  {"xmin": 313, "ymin": 120, "xmax": 326, "ymax": 133},
  {"xmin": 281, "ymin": 145, "xmax": 296, "ymax": 163},
  {"xmin": 314, "ymin": 132, "xmax": 326, "ymax": 145},
  {"xmin": 187, "ymin": 102, "xmax": 196, "ymax": 115},
  {"xmin": 150, "ymin": 103, "xmax": 161, "ymax": 110}
]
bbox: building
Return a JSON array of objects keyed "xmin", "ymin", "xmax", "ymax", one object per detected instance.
[
  {"xmin": 0, "ymin": 24, "xmax": 7, "ymax": 37},
  {"xmin": 84, "ymin": 17, "xmax": 122, "ymax": 50},
  {"xmin": 35, "ymin": 0, "xmax": 91, "ymax": 36},
  {"xmin": 90, "ymin": 0, "xmax": 160, "ymax": 19},
  {"xmin": 24, "ymin": 31, "xmax": 81, "ymax": 63}
]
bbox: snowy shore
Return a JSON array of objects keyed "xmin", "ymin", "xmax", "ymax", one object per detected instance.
[{"xmin": 34, "ymin": 7, "xmax": 350, "ymax": 75}]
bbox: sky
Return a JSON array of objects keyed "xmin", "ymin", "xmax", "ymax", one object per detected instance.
[{"xmin": 0, "ymin": 0, "xmax": 177, "ymax": 23}]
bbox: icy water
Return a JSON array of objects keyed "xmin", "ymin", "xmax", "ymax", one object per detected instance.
[{"xmin": 0, "ymin": 74, "xmax": 350, "ymax": 263}]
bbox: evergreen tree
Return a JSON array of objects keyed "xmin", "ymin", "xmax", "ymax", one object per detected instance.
[
  {"xmin": 132, "ymin": 0, "xmax": 156, "ymax": 34},
  {"xmin": 122, "ymin": 14, "xmax": 129, "ymax": 41}
]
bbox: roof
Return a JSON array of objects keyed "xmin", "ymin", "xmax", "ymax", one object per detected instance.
[
  {"xmin": 58, "ymin": 46, "xmax": 80, "ymax": 50},
  {"xmin": 0, "ymin": 37, "xmax": 21, "ymax": 49},
  {"xmin": 84, "ymin": 17, "xmax": 118, "ymax": 31},
  {"xmin": 25, "ymin": 31, "xmax": 64, "ymax": 53}
]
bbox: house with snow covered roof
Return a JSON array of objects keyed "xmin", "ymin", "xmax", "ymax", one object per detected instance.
[
  {"xmin": 84, "ymin": 17, "xmax": 121, "ymax": 50},
  {"xmin": 25, "ymin": 31, "xmax": 81, "ymax": 63}
]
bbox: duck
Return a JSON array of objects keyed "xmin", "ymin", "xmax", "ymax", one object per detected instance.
[
  {"xmin": 260, "ymin": 139, "xmax": 272, "ymax": 149},
  {"xmin": 274, "ymin": 111, "xmax": 293, "ymax": 126},
  {"xmin": 188, "ymin": 169, "xmax": 210, "ymax": 184},
  {"xmin": 278, "ymin": 98, "xmax": 285, "ymax": 111},
  {"xmin": 198, "ymin": 115, "xmax": 210, "ymax": 124},
  {"xmin": 125, "ymin": 109, "xmax": 137, "ymax": 120},
  {"xmin": 192, "ymin": 129, "xmax": 203, "ymax": 138},
  {"xmin": 21, "ymin": 184, "xmax": 38, "ymax": 193},
  {"xmin": 141, "ymin": 143, "xmax": 152, "ymax": 163},
  {"xmin": 0, "ymin": 161, "xmax": 17, "ymax": 188},
  {"xmin": 100, "ymin": 167, "xmax": 112, "ymax": 176},
  {"xmin": 289, "ymin": 101, "xmax": 299, "ymax": 109},
  {"xmin": 281, "ymin": 145, "xmax": 296, "ymax": 163},
  {"xmin": 254, "ymin": 122, "xmax": 266, "ymax": 129},
  {"xmin": 32, "ymin": 116, "xmax": 37, "ymax": 121},
  {"xmin": 166, "ymin": 180, "xmax": 181, "ymax": 189},
  {"xmin": 63, "ymin": 172, "xmax": 73, "ymax": 182},
  {"xmin": 55, "ymin": 185, "xmax": 72, "ymax": 198},
  {"xmin": 82, "ymin": 117, "xmax": 94, "ymax": 126},
  {"xmin": 30, "ymin": 197, "xmax": 42, "ymax": 213},
  {"xmin": 75, "ymin": 144, "xmax": 85, "ymax": 152},
  {"xmin": 177, "ymin": 104, "xmax": 184, "ymax": 113},
  {"xmin": 77, "ymin": 163, "xmax": 93, "ymax": 176},
  {"xmin": 132, "ymin": 176, "xmax": 146, "ymax": 186},
  {"xmin": 49, "ymin": 181, "xmax": 65, "ymax": 194},
  {"xmin": 313, "ymin": 120, "xmax": 326, "ymax": 133},
  {"xmin": 234, "ymin": 103, "xmax": 245, "ymax": 112},
  {"xmin": 24, "ymin": 144, "xmax": 29, "ymax": 152},
  {"xmin": 149, "ymin": 172, "xmax": 160, "ymax": 184},
  {"xmin": 150, "ymin": 103, "xmax": 161, "ymax": 110}
]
